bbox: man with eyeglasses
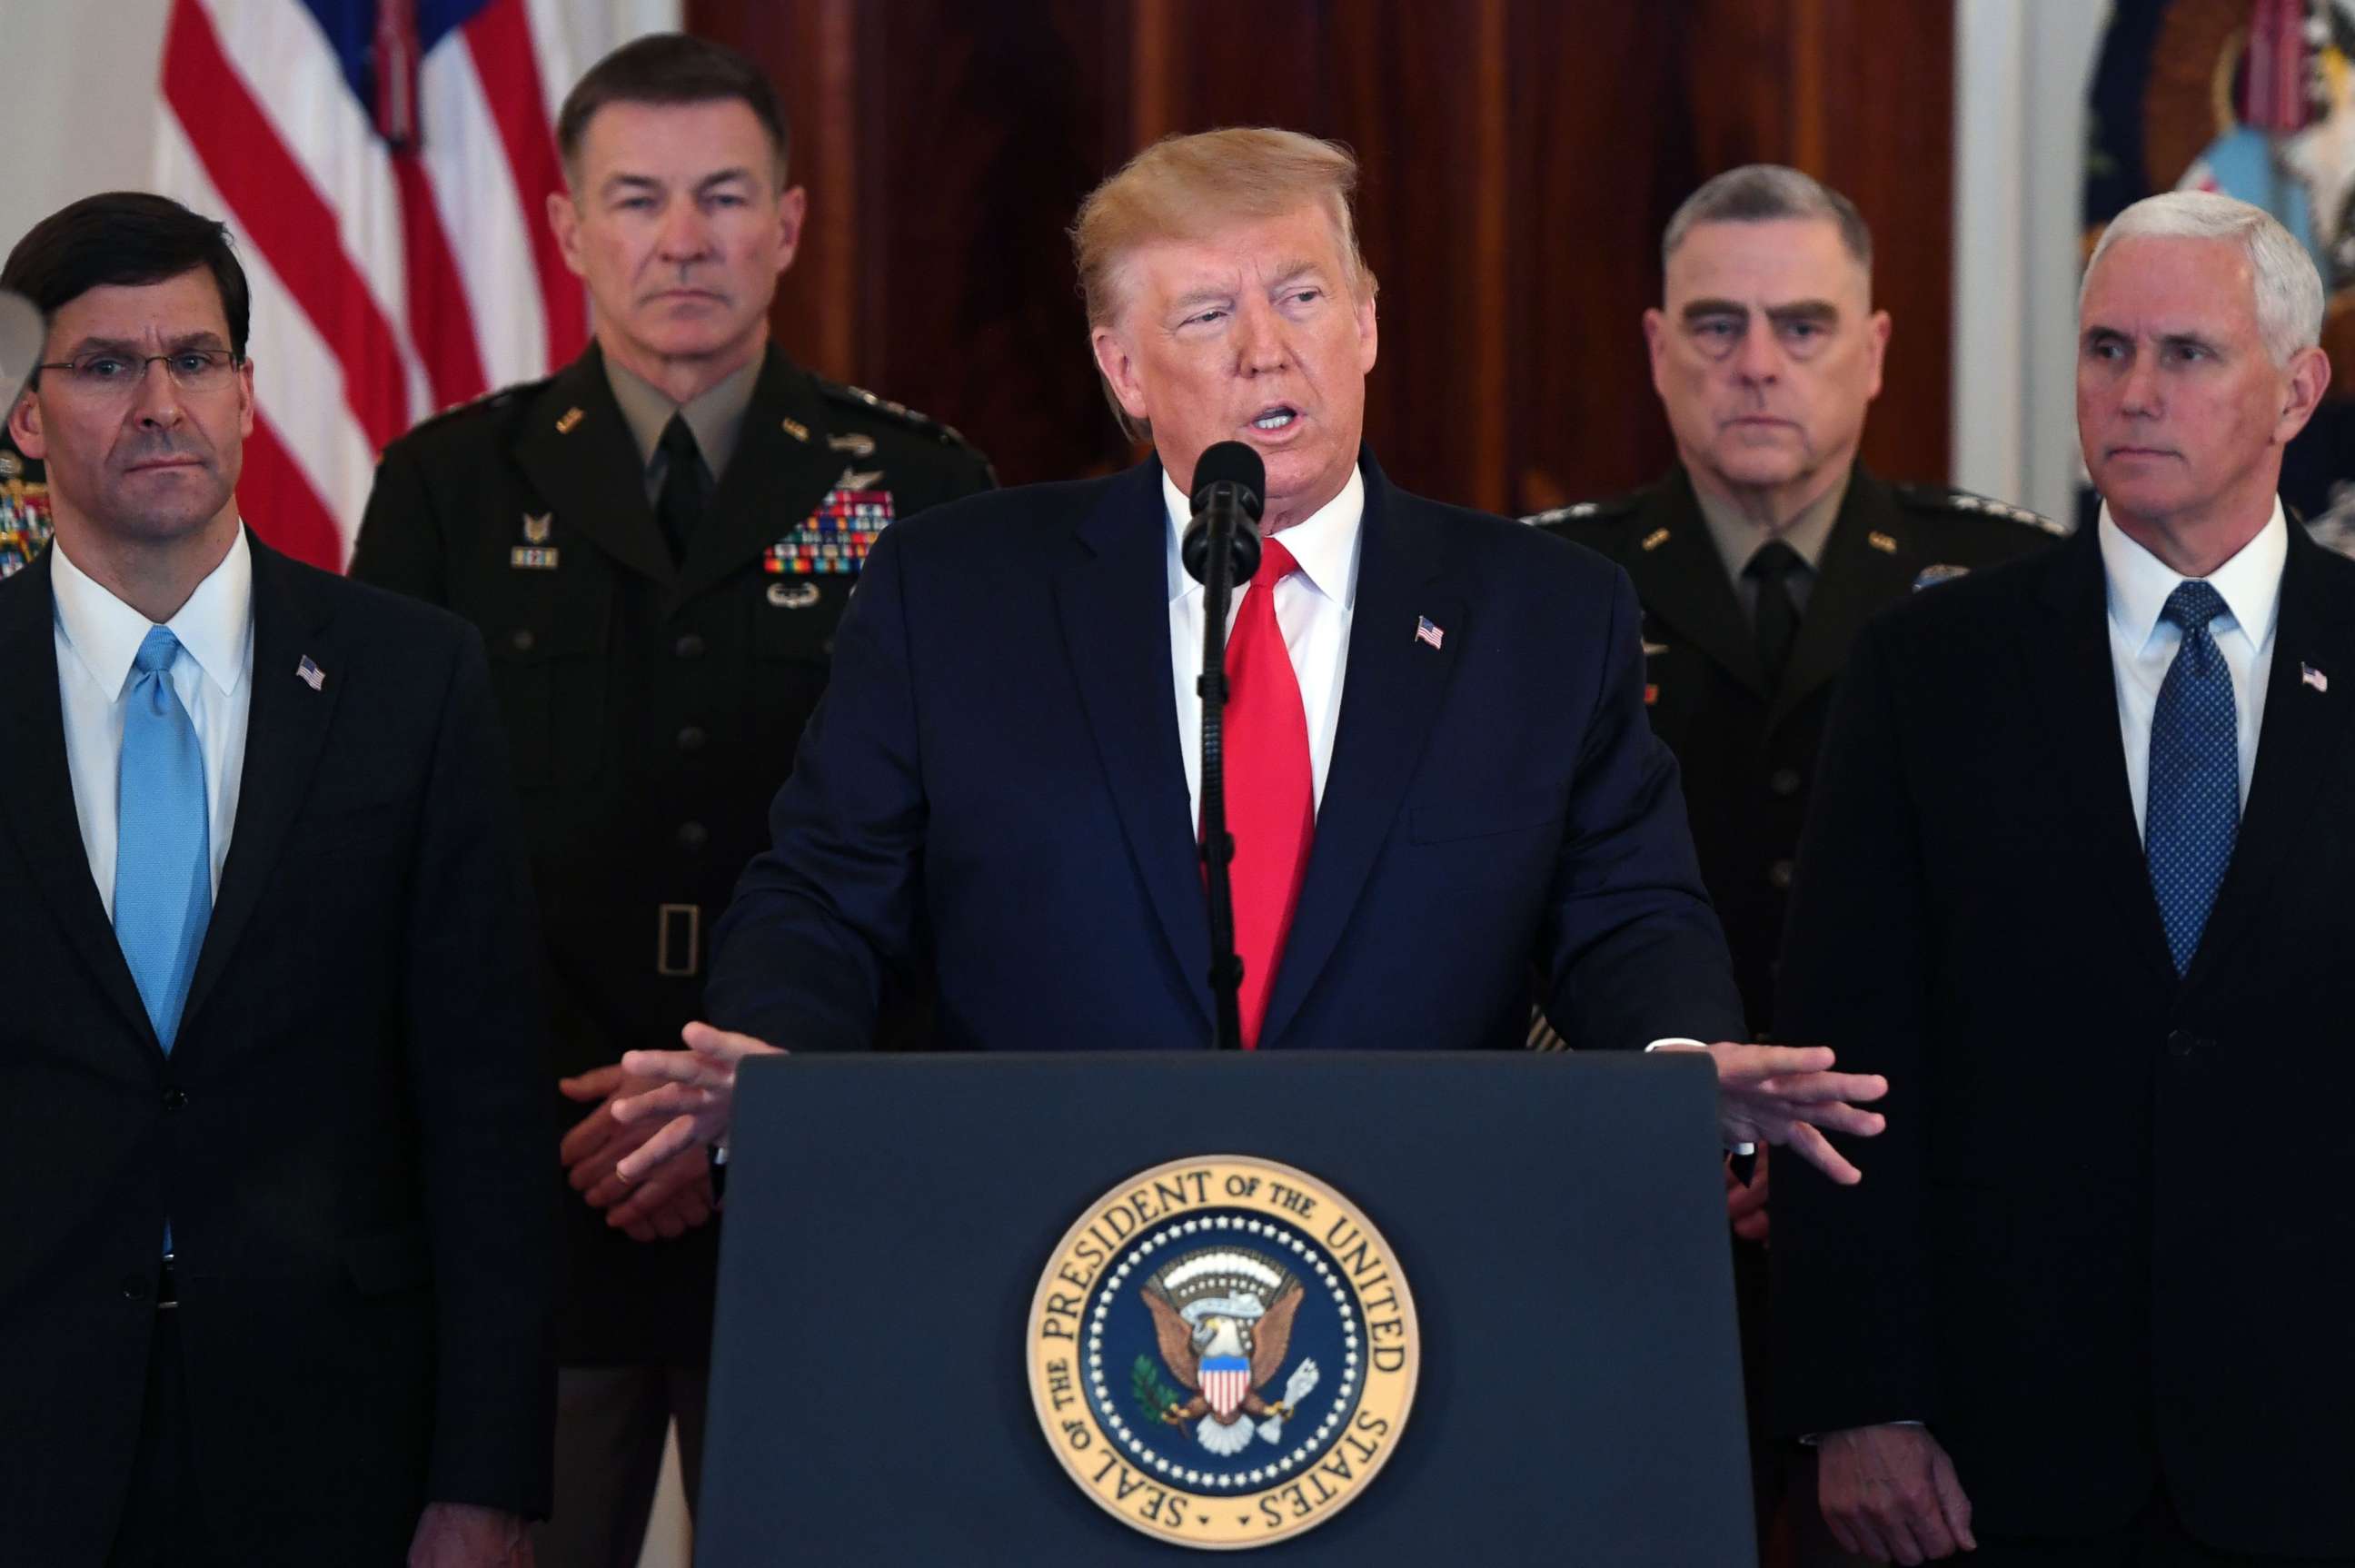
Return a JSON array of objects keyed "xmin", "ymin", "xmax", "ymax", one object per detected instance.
[{"xmin": 0, "ymin": 193, "xmax": 551, "ymax": 1565}]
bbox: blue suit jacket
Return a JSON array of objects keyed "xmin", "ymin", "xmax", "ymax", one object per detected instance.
[{"xmin": 707, "ymin": 454, "xmax": 1743, "ymax": 1054}]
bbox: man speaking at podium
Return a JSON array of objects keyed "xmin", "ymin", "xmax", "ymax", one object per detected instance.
[{"xmin": 602, "ymin": 129, "xmax": 1885, "ymax": 1215}]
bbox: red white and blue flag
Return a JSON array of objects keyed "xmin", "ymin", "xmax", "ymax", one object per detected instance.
[
  {"xmin": 154, "ymin": 0, "xmax": 676, "ymax": 570},
  {"xmin": 1199, "ymin": 1355, "xmax": 1251, "ymax": 1421}
]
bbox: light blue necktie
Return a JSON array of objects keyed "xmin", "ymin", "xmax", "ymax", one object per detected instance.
[
  {"xmin": 114, "ymin": 626, "xmax": 212, "ymax": 1051},
  {"xmin": 2145, "ymin": 581, "xmax": 2237, "ymax": 975}
]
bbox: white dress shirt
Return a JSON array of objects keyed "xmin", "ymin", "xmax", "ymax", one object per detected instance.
[
  {"xmin": 1166, "ymin": 465, "xmax": 1364, "ymax": 830},
  {"xmin": 2097, "ymin": 502, "xmax": 2284, "ymax": 837},
  {"xmin": 53, "ymin": 529, "xmax": 255, "ymax": 918}
]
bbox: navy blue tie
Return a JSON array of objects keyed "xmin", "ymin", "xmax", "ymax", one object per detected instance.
[
  {"xmin": 2145, "ymin": 581, "xmax": 2237, "ymax": 974},
  {"xmin": 114, "ymin": 626, "xmax": 212, "ymax": 1050}
]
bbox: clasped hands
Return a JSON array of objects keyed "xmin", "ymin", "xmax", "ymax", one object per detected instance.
[{"xmin": 558, "ymin": 1062, "xmax": 717, "ymax": 1240}]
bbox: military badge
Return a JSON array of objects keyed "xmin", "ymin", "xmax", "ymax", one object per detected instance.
[
  {"xmin": 522, "ymin": 511, "xmax": 552, "ymax": 544},
  {"xmin": 1028, "ymin": 1156, "xmax": 1418, "ymax": 1550},
  {"xmin": 510, "ymin": 546, "xmax": 559, "ymax": 571},
  {"xmin": 763, "ymin": 478, "xmax": 896, "ymax": 576},
  {"xmin": 0, "ymin": 470, "xmax": 53, "ymax": 579},
  {"xmin": 1913, "ymin": 563, "xmax": 1970, "ymax": 590},
  {"xmin": 826, "ymin": 432, "xmax": 877, "ymax": 458},
  {"xmin": 766, "ymin": 580, "xmax": 821, "ymax": 610}
]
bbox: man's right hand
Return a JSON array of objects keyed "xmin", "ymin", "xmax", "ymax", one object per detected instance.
[
  {"xmin": 1817, "ymin": 1424, "xmax": 1976, "ymax": 1563},
  {"xmin": 1724, "ymin": 1146, "xmax": 1769, "ymax": 1245},
  {"xmin": 611, "ymin": 1022, "xmax": 784, "ymax": 1184}
]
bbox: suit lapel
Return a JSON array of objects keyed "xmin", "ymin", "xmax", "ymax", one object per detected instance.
[
  {"xmin": 179, "ymin": 536, "xmax": 340, "ymax": 1037},
  {"xmin": 512, "ymin": 347, "xmax": 675, "ymax": 587},
  {"xmin": 1053, "ymin": 460, "xmax": 1212, "ymax": 1029},
  {"xmin": 0, "ymin": 551, "xmax": 158, "ymax": 1050},
  {"xmin": 1764, "ymin": 471, "xmax": 1917, "ymax": 732},
  {"xmin": 2187, "ymin": 522, "xmax": 2355, "ymax": 985},
  {"xmin": 671, "ymin": 352, "xmax": 850, "ymax": 606},
  {"xmin": 1622, "ymin": 470, "xmax": 1767, "ymax": 699},
  {"xmin": 1257, "ymin": 459, "xmax": 1462, "ymax": 1050},
  {"xmin": 2026, "ymin": 526, "xmax": 2179, "ymax": 988}
]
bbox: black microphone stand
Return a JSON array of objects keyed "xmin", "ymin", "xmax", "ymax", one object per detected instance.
[{"xmin": 1190, "ymin": 480, "xmax": 1260, "ymax": 1051}]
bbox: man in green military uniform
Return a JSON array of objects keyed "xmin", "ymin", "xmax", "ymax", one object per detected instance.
[
  {"xmin": 1529, "ymin": 166, "xmax": 2056, "ymax": 1564},
  {"xmin": 349, "ymin": 34, "xmax": 991, "ymax": 1568}
]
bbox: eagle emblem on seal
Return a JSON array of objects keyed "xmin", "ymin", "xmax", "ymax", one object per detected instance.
[{"xmin": 1133, "ymin": 1247, "xmax": 1321, "ymax": 1456}]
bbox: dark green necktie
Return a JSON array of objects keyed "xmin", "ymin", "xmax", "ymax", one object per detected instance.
[
  {"xmin": 1744, "ymin": 540, "xmax": 1804, "ymax": 683},
  {"xmin": 655, "ymin": 413, "xmax": 709, "ymax": 565}
]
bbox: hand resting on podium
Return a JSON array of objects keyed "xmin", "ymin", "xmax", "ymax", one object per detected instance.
[{"xmin": 608, "ymin": 1027, "xmax": 1885, "ymax": 1189}]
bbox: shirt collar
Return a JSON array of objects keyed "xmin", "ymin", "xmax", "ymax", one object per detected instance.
[
  {"xmin": 1163, "ymin": 462, "xmax": 1366, "ymax": 609},
  {"xmin": 602, "ymin": 350, "xmax": 765, "ymax": 479},
  {"xmin": 1691, "ymin": 465, "xmax": 1850, "ymax": 587},
  {"xmin": 52, "ymin": 524, "xmax": 253, "ymax": 700},
  {"xmin": 2097, "ymin": 498, "xmax": 2287, "ymax": 652}
]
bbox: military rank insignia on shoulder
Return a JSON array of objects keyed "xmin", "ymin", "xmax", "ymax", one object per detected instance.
[
  {"xmin": 1520, "ymin": 491, "xmax": 1645, "ymax": 529},
  {"xmin": 1893, "ymin": 482, "xmax": 2067, "ymax": 537},
  {"xmin": 818, "ymin": 376, "xmax": 989, "ymax": 467},
  {"xmin": 1028, "ymin": 1156, "xmax": 1419, "ymax": 1550},
  {"xmin": 403, "ymin": 375, "xmax": 546, "ymax": 442}
]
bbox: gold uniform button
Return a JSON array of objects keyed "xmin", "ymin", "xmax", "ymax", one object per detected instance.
[
  {"xmin": 1767, "ymin": 858, "xmax": 1794, "ymax": 891},
  {"xmin": 510, "ymin": 629, "xmax": 535, "ymax": 653},
  {"xmin": 677, "ymin": 822, "xmax": 708, "ymax": 852},
  {"xmin": 677, "ymin": 726, "xmax": 707, "ymax": 753},
  {"xmin": 1768, "ymin": 768, "xmax": 1802, "ymax": 798}
]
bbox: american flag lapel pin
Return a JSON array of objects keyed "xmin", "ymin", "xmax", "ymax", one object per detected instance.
[
  {"xmin": 296, "ymin": 655, "xmax": 324, "ymax": 691},
  {"xmin": 1415, "ymin": 615, "xmax": 1445, "ymax": 651},
  {"xmin": 2302, "ymin": 661, "xmax": 2329, "ymax": 693}
]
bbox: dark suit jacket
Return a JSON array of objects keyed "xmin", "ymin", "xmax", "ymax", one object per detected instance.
[
  {"xmin": 0, "ymin": 535, "xmax": 553, "ymax": 1563},
  {"xmin": 707, "ymin": 453, "xmax": 1745, "ymax": 1057},
  {"xmin": 1772, "ymin": 519, "xmax": 2355, "ymax": 1556},
  {"xmin": 1539, "ymin": 466, "xmax": 2057, "ymax": 1032},
  {"xmin": 349, "ymin": 343, "xmax": 992, "ymax": 1363}
]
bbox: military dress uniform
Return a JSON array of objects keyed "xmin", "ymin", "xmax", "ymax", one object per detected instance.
[
  {"xmin": 349, "ymin": 342, "xmax": 992, "ymax": 1559},
  {"xmin": 1532, "ymin": 464, "xmax": 2061, "ymax": 1035},
  {"xmin": 1530, "ymin": 463, "xmax": 2058, "ymax": 1566}
]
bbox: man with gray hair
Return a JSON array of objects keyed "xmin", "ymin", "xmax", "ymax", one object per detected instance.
[
  {"xmin": 1534, "ymin": 164, "xmax": 2058, "ymax": 1041},
  {"xmin": 1773, "ymin": 189, "xmax": 2352, "ymax": 1564},
  {"xmin": 1532, "ymin": 164, "xmax": 2056, "ymax": 1559}
]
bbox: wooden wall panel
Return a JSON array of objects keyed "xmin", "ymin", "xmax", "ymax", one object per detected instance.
[
  {"xmin": 688, "ymin": 0, "xmax": 1954, "ymax": 503},
  {"xmin": 1808, "ymin": 0, "xmax": 1956, "ymax": 487}
]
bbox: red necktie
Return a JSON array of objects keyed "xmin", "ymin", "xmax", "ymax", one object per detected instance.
[{"xmin": 1219, "ymin": 536, "xmax": 1315, "ymax": 1047}]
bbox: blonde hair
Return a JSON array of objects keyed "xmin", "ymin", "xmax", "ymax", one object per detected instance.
[{"xmin": 1070, "ymin": 127, "xmax": 1373, "ymax": 330}]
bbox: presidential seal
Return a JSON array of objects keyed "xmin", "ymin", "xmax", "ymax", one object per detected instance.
[{"xmin": 1028, "ymin": 1156, "xmax": 1418, "ymax": 1550}]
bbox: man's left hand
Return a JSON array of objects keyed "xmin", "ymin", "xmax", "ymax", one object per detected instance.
[
  {"xmin": 1705, "ymin": 1042, "xmax": 1887, "ymax": 1185},
  {"xmin": 1725, "ymin": 1146, "xmax": 1770, "ymax": 1244},
  {"xmin": 408, "ymin": 1503, "xmax": 532, "ymax": 1567},
  {"xmin": 599, "ymin": 1146, "xmax": 716, "ymax": 1238}
]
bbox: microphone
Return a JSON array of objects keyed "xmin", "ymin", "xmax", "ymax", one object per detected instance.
[
  {"xmin": 1178, "ymin": 440, "xmax": 1267, "ymax": 1051},
  {"xmin": 1181, "ymin": 441, "xmax": 1265, "ymax": 587},
  {"xmin": 0, "ymin": 290, "xmax": 42, "ymax": 414}
]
